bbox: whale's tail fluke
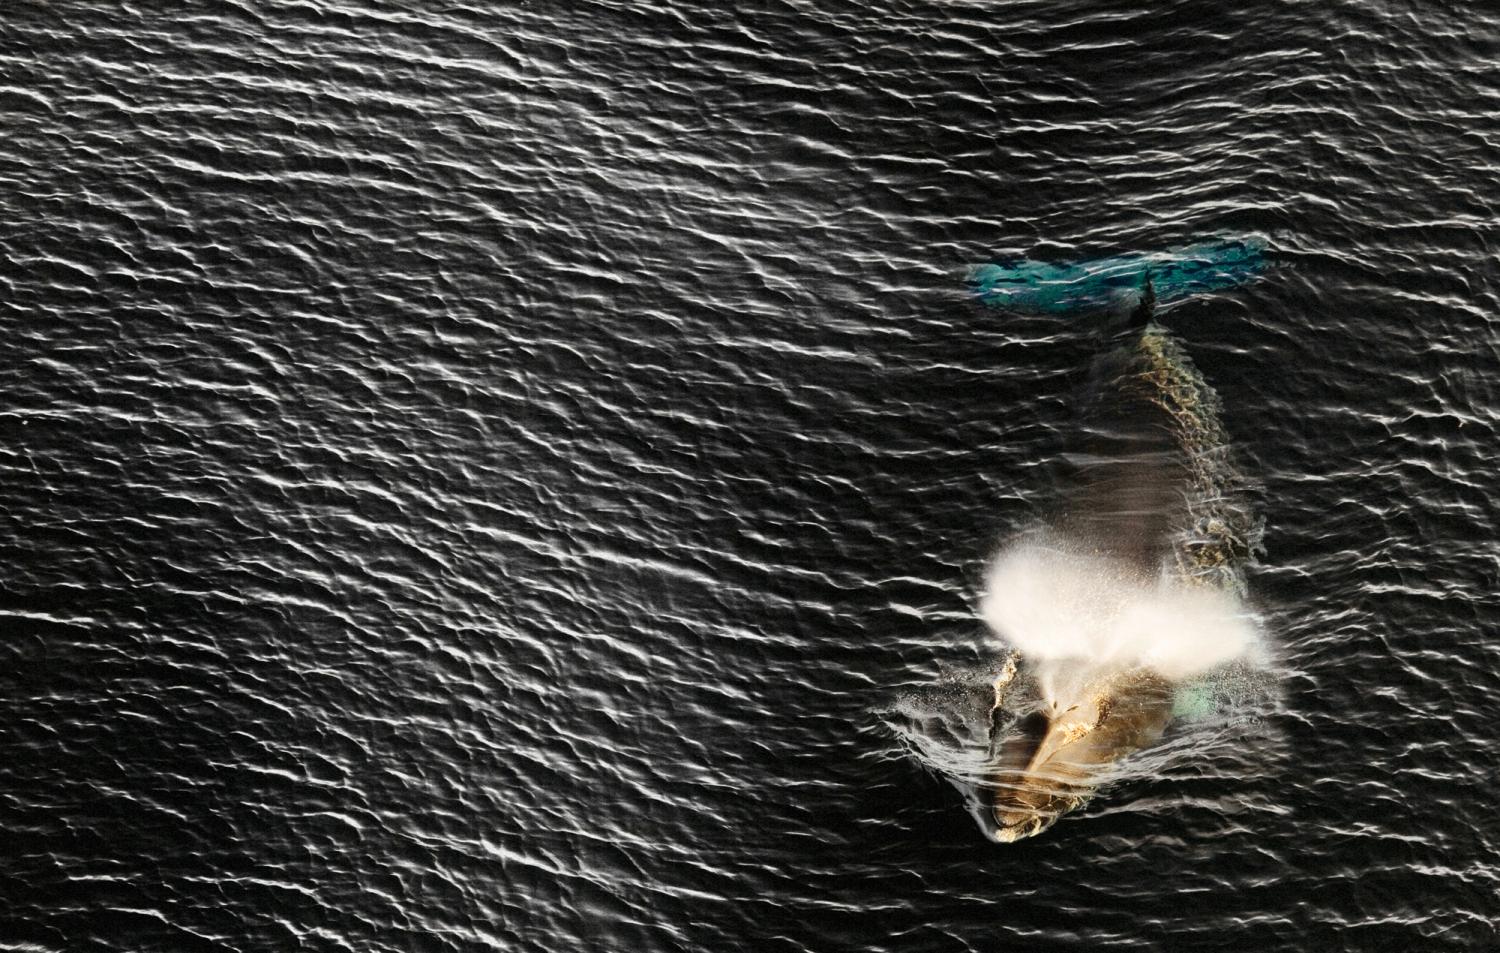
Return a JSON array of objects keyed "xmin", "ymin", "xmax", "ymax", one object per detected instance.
[{"xmin": 968, "ymin": 236, "xmax": 1266, "ymax": 315}]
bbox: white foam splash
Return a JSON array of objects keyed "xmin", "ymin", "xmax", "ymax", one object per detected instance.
[{"xmin": 979, "ymin": 540, "xmax": 1258, "ymax": 683}]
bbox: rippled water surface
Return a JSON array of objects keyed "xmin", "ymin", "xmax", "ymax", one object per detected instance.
[{"xmin": 3, "ymin": 1, "xmax": 1499, "ymax": 950}]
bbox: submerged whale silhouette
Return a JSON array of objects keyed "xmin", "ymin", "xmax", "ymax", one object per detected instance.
[{"xmin": 971, "ymin": 241, "xmax": 1265, "ymax": 842}]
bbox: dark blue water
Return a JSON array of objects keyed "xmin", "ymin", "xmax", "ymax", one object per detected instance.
[{"xmin": 3, "ymin": 1, "xmax": 1498, "ymax": 950}]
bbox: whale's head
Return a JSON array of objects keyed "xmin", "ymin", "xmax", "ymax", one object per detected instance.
[
  {"xmin": 992, "ymin": 807, "xmax": 1060, "ymax": 843},
  {"xmin": 988, "ymin": 708, "xmax": 1100, "ymax": 843},
  {"xmin": 987, "ymin": 669, "xmax": 1174, "ymax": 843},
  {"xmin": 991, "ymin": 773, "xmax": 1086, "ymax": 843}
]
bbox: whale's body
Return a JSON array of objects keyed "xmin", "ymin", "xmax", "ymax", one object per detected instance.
[{"xmin": 971, "ymin": 244, "xmax": 1265, "ymax": 842}]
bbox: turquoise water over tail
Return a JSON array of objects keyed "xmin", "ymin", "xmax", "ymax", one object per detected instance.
[{"xmin": 969, "ymin": 237, "xmax": 1267, "ymax": 313}]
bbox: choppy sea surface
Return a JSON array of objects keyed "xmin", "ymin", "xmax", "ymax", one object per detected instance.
[{"xmin": 3, "ymin": 1, "xmax": 1499, "ymax": 950}]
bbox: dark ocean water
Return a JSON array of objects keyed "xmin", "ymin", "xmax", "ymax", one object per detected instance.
[{"xmin": 3, "ymin": 1, "xmax": 1499, "ymax": 950}]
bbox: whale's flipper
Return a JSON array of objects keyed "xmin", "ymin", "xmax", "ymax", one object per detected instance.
[{"xmin": 968, "ymin": 236, "xmax": 1266, "ymax": 315}]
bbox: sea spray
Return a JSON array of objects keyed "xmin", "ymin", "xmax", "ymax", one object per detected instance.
[{"xmin": 978, "ymin": 538, "xmax": 1261, "ymax": 687}]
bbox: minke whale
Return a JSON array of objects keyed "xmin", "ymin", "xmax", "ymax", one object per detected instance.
[{"xmin": 968, "ymin": 239, "xmax": 1266, "ymax": 843}]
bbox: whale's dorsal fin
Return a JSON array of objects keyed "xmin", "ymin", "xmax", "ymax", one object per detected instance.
[{"xmin": 1127, "ymin": 270, "xmax": 1156, "ymax": 331}]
